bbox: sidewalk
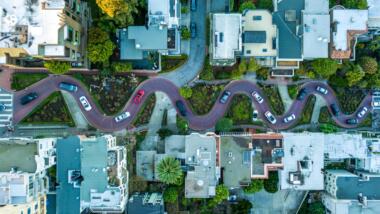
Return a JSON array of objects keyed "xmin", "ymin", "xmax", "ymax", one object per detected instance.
[
  {"xmin": 61, "ymin": 91, "xmax": 89, "ymax": 129},
  {"xmin": 311, "ymin": 95, "xmax": 327, "ymax": 124},
  {"xmin": 278, "ymin": 85, "xmax": 293, "ymax": 112}
]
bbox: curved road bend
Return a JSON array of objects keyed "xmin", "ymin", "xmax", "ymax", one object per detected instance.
[{"xmin": 14, "ymin": 76, "xmax": 372, "ymax": 132}]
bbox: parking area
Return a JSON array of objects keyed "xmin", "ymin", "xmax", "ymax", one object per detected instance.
[{"xmin": 0, "ymin": 87, "xmax": 13, "ymax": 127}]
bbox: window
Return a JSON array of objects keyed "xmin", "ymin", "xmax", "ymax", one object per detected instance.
[
  {"xmin": 253, "ymin": 16, "xmax": 262, "ymax": 21},
  {"xmin": 263, "ymin": 49, "xmax": 267, "ymax": 52},
  {"xmin": 246, "ymin": 50, "xmax": 251, "ymax": 54}
]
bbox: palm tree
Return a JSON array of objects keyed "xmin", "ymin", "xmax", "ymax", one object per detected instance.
[{"xmin": 157, "ymin": 157, "xmax": 183, "ymax": 185}]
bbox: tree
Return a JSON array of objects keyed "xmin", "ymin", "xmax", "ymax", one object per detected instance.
[
  {"xmin": 96, "ymin": 0, "xmax": 138, "ymax": 26},
  {"xmin": 163, "ymin": 186, "xmax": 179, "ymax": 203},
  {"xmin": 308, "ymin": 201, "xmax": 325, "ymax": 214},
  {"xmin": 44, "ymin": 61, "xmax": 71, "ymax": 74},
  {"xmin": 177, "ymin": 116, "xmax": 189, "ymax": 134},
  {"xmin": 181, "ymin": 27, "xmax": 191, "ymax": 40},
  {"xmin": 256, "ymin": 0, "xmax": 273, "ymax": 10},
  {"xmin": 239, "ymin": 1, "xmax": 255, "ymax": 13},
  {"xmin": 342, "ymin": 0, "xmax": 367, "ymax": 9},
  {"xmin": 232, "ymin": 98, "xmax": 251, "ymax": 122},
  {"xmin": 179, "ymin": 86, "xmax": 193, "ymax": 99},
  {"xmin": 209, "ymin": 185, "xmax": 229, "ymax": 207},
  {"xmin": 311, "ymin": 59, "xmax": 339, "ymax": 78},
  {"xmin": 247, "ymin": 58, "xmax": 261, "ymax": 72},
  {"xmin": 87, "ymin": 27, "xmax": 115, "ymax": 64},
  {"xmin": 157, "ymin": 157, "xmax": 183, "ymax": 185},
  {"xmin": 111, "ymin": 62, "xmax": 133, "ymax": 72},
  {"xmin": 345, "ymin": 65, "xmax": 365, "ymax": 86},
  {"xmin": 244, "ymin": 179, "xmax": 264, "ymax": 193},
  {"xmin": 231, "ymin": 61, "xmax": 247, "ymax": 79},
  {"xmin": 157, "ymin": 128, "xmax": 173, "ymax": 140},
  {"xmin": 231, "ymin": 199, "xmax": 253, "ymax": 214},
  {"xmin": 215, "ymin": 117, "xmax": 233, "ymax": 132},
  {"xmin": 358, "ymin": 56, "xmax": 378, "ymax": 75},
  {"xmin": 264, "ymin": 172, "xmax": 279, "ymax": 193}
]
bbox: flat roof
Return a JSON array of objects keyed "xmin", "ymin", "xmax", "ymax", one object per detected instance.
[
  {"xmin": 127, "ymin": 193, "xmax": 164, "ymax": 214},
  {"xmin": 128, "ymin": 26, "xmax": 168, "ymax": 50},
  {"xmin": 304, "ymin": 0, "xmax": 329, "ymax": 13},
  {"xmin": 243, "ymin": 31, "xmax": 266, "ymax": 43},
  {"xmin": 302, "ymin": 14, "xmax": 330, "ymax": 58},
  {"xmin": 136, "ymin": 151, "xmax": 156, "ymax": 181},
  {"xmin": 337, "ymin": 175, "xmax": 380, "ymax": 200},
  {"xmin": 367, "ymin": 0, "xmax": 380, "ymax": 28},
  {"xmin": 0, "ymin": 143, "xmax": 37, "ymax": 173},
  {"xmin": 212, "ymin": 13, "xmax": 242, "ymax": 60},
  {"xmin": 324, "ymin": 133, "xmax": 367, "ymax": 159}
]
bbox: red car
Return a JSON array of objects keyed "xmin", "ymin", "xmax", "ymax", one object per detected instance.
[{"xmin": 134, "ymin": 90, "xmax": 145, "ymax": 104}]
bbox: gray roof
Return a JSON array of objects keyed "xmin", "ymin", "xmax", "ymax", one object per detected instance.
[
  {"xmin": 119, "ymin": 30, "xmax": 143, "ymax": 60},
  {"xmin": 336, "ymin": 176, "xmax": 380, "ymax": 200},
  {"xmin": 56, "ymin": 136, "xmax": 81, "ymax": 214},
  {"xmin": 273, "ymin": 0, "xmax": 304, "ymax": 59},
  {"xmin": 243, "ymin": 31, "xmax": 266, "ymax": 43},
  {"xmin": 0, "ymin": 143, "xmax": 37, "ymax": 173},
  {"xmin": 127, "ymin": 193, "xmax": 164, "ymax": 214}
]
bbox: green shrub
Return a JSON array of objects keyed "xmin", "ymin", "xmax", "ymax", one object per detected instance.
[
  {"xmin": 358, "ymin": 56, "xmax": 378, "ymax": 75},
  {"xmin": 163, "ymin": 186, "xmax": 179, "ymax": 203},
  {"xmin": 181, "ymin": 27, "xmax": 191, "ymax": 40},
  {"xmin": 264, "ymin": 172, "xmax": 278, "ymax": 193},
  {"xmin": 179, "ymin": 86, "xmax": 193, "ymax": 98},
  {"xmin": 157, "ymin": 128, "xmax": 173, "ymax": 140},
  {"xmin": 111, "ymin": 62, "xmax": 132, "ymax": 72},
  {"xmin": 239, "ymin": 1, "xmax": 255, "ymax": 13},
  {"xmin": 244, "ymin": 179, "xmax": 264, "ymax": 193},
  {"xmin": 44, "ymin": 61, "xmax": 71, "ymax": 74}
]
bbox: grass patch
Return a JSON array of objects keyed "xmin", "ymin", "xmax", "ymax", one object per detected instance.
[
  {"xmin": 11, "ymin": 73, "xmax": 49, "ymax": 91},
  {"xmin": 226, "ymin": 94, "xmax": 253, "ymax": 125},
  {"xmin": 21, "ymin": 91, "xmax": 75, "ymax": 126},
  {"xmin": 132, "ymin": 95, "xmax": 156, "ymax": 126},
  {"xmin": 160, "ymin": 54, "xmax": 188, "ymax": 73},
  {"xmin": 288, "ymin": 85, "xmax": 299, "ymax": 100},
  {"xmin": 260, "ymin": 85, "xmax": 285, "ymax": 115},
  {"xmin": 297, "ymin": 96, "xmax": 316, "ymax": 125},
  {"xmin": 187, "ymin": 83, "xmax": 225, "ymax": 115}
]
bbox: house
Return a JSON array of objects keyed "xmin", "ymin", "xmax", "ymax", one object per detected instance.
[
  {"xmin": 118, "ymin": 0, "xmax": 180, "ymax": 65},
  {"xmin": 302, "ymin": 0, "xmax": 330, "ymax": 59},
  {"xmin": 0, "ymin": 137, "xmax": 56, "ymax": 214},
  {"xmin": 127, "ymin": 192, "xmax": 165, "ymax": 214},
  {"xmin": 220, "ymin": 133, "xmax": 284, "ymax": 188},
  {"xmin": 56, "ymin": 135, "xmax": 128, "ymax": 214},
  {"xmin": 367, "ymin": 0, "xmax": 380, "ymax": 31},
  {"xmin": 330, "ymin": 9, "xmax": 368, "ymax": 60},
  {"xmin": 0, "ymin": 0, "xmax": 88, "ymax": 65},
  {"xmin": 136, "ymin": 133, "xmax": 220, "ymax": 198},
  {"xmin": 241, "ymin": 10, "xmax": 277, "ymax": 67},
  {"xmin": 210, "ymin": 13, "xmax": 242, "ymax": 66},
  {"xmin": 0, "ymin": 87, "xmax": 13, "ymax": 127},
  {"xmin": 279, "ymin": 132, "xmax": 325, "ymax": 190},
  {"xmin": 323, "ymin": 170, "xmax": 380, "ymax": 214}
]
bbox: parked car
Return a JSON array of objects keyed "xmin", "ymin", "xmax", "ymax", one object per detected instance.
[
  {"xmin": 264, "ymin": 111, "xmax": 277, "ymax": 124},
  {"xmin": 219, "ymin": 90, "xmax": 231, "ymax": 104},
  {"xmin": 252, "ymin": 110, "xmax": 259, "ymax": 121},
  {"xmin": 21, "ymin": 92, "xmax": 38, "ymax": 105},
  {"xmin": 372, "ymin": 100, "xmax": 380, "ymax": 108},
  {"xmin": 59, "ymin": 82, "xmax": 78, "ymax": 92},
  {"xmin": 316, "ymin": 86, "xmax": 328, "ymax": 95},
  {"xmin": 252, "ymin": 91, "xmax": 264, "ymax": 104},
  {"xmin": 357, "ymin": 107, "xmax": 368, "ymax": 118},
  {"xmin": 79, "ymin": 96, "xmax": 92, "ymax": 111},
  {"xmin": 176, "ymin": 100, "xmax": 187, "ymax": 116},
  {"xmin": 297, "ymin": 89, "xmax": 307, "ymax": 100},
  {"xmin": 330, "ymin": 104, "xmax": 340, "ymax": 116},
  {"xmin": 114, "ymin": 111, "xmax": 131, "ymax": 123},
  {"xmin": 283, "ymin": 114, "xmax": 296, "ymax": 123},
  {"xmin": 190, "ymin": 22, "xmax": 196, "ymax": 38},
  {"xmin": 346, "ymin": 118, "xmax": 358, "ymax": 125},
  {"xmin": 134, "ymin": 90, "xmax": 145, "ymax": 104},
  {"xmin": 191, "ymin": 0, "xmax": 197, "ymax": 11}
]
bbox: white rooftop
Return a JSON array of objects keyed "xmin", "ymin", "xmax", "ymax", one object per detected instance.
[
  {"xmin": 304, "ymin": 0, "xmax": 329, "ymax": 14},
  {"xmin": 303, "ymin": 14, "xmax": 330, "ymax": 58},
  {"xmin": 324, "ymin": 133, "xmax": 367, "ymax": 159},
  {"xmin": 332, "ymin": 9, "xmax": 368, "ymax": 51},
  {"xmin": 212, "ymin": 13, "xmax": 242, "ymax": 60},
  {"xmin": 280, "ymin": 132, "xmax": 324, "ymax": 190},
  {"xmin": 148, "ymin": 0, "xmax": 179, "ymax": 28},
  {"xmin": 368, "ymin": 0, "xmax": 380, "ymax": 28}
]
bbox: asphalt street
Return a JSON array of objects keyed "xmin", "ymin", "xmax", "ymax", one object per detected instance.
[{"xmin": 13, "ymin": 75, "xmax": 373, "ymax": 132}]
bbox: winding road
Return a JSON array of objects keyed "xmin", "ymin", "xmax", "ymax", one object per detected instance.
[{"xmin": 13, "ymin": 75, "xmax": 372, "ymax": 132}]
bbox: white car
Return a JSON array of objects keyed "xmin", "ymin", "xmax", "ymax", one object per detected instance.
[
  {"xmin": 79, "ymin": 96, "xmax": 92, "ymax": 111},
  {"xmin": 114, "ymin": 111, "xmax": 131, "ymax": 122},
  {"xmin": 283, "ymin": 114, "xmax": 296, "ymax": 123},
  {"xmin": 252, "ymin": 110, "xmax": 259, "ymax": 121},
  {"xmin": 357, "ymin": 107, "xmax": 368, "ymax": 118},
  {"xmin": 264, "ymin": 111, "xmax": 277, "ymax": 124},
  {"xmin": 372, "ymin": 101, "xmax": 380, "ymax": 107},
  {"xmin": 316, "ymin": 86, "xmax": 328, "ymax": 95},
  {"xmin": 252, "ymin": 91, "xmax": 264, "ymax": 104}
]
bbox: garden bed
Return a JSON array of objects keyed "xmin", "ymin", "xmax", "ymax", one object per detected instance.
[
  {"xmin": 132, "ymin": 95, "xmax": 156, "ymax": 126},
  {"xmin": 226, "ymin": 94, "xmax": 253, "ymax": 125},
  {"xmin": 288, "ymin": 85, "xmax": 299, "ymax": 100},
  {"xmin": 11, "ymin": 73, "xmax": 49, "ymax": 91},
  {"xmin": 260, "ymin": 85, "xmax": 285, "ymax": 115},
  {"xmin": 72, "ymin": 73, "xmax": 146, "ymax": 115},
  {"xmin": 318, "ymin": 107, "xmax": 336, "ymax": 125},
  {"xmin": 297, "ymin": 96, "xmax": 316, "ymax": 125},
  {"xmin": 187, "ymin": 83, "xmax": 225, "ymax": 115},
  {"xmin": 160, "ymin": 54, "xmax": 188, "ymax": 73},
  {"xmin": 333, "ymin": 87, "xmax": 366, "ymax": 114},
  {"xmin": 21, "ymin": 92, "xmax": 75, "ymax": 126}
]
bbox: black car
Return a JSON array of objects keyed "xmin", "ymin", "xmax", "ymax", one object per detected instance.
[
  {"xmin": 346, "ymin": 118, "xmax": 358, "ymax": 125},
  {"xmin": 190, "ymin": 22, "xmax": 196, "ymax": 38},
  {"xmin": 219, "ymin": 90, "xmax": 231, "ymax": 104},
  {"xmin": 191, "ymin": 0, "xmax": 197, "ymax": 11},
  {"xmin": 176, "ymin": 100, "xmax": 187, "ymax": 116},
  {"xmin": 296, "ymin": 89, "xmax": 307, "ymax": 100},
  {"xmin": 330, "ymin": 104, "xmax": 340, "ymax": 116},
  {"xmin": 21, "ymin": 92, "xmax": 38, "ymax": 105}
]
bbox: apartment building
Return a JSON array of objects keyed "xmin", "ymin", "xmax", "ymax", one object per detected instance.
[
  {"xmin": 0, "ymin": 0, "xmax": 88, "ymax": 66},
  {"xmin": 0, "ymin": 137, "xmax": 56, "ymax": 214}
]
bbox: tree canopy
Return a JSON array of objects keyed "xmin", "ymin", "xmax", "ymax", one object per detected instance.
[
  {"xmin": 96, "ymin": 0, "xmax": 138, "ymax": 26},
  {"xmin": 358, "ymin": 56, "xmax": 378, "ymax": 75},
  {"xmin": 244, "ymin": 179, "xmax": 264, "ymax": 193},
  {"xmin": 311, "ymin": 59, "xmax": 339, "ymax": 78},
  {"xmin": 345, "ymin": 65, "xmax": 365, "ymax": 86},
  {"xmin": 157, "ymin": 157, "xmax": 183, "ymax": 185},
  {"xmin": 179, "ymin": 86, "xmax": 193, "ymax": 99},
  {"xmin": 239, "ymin": 1, "xmax": 256, "ymax": 13},
  {"xmin": 231, "ymin": 199, "xmax": 253, "ymax": 214},
  {"xmin": 87, "ymin": 27, "xmax": 116, "ymax": 64},
  {"xmin": 264, "ymin": 172, "xmax": 279, "ymax": 193},
  {"xmin": 209, "ymin": 185, "xmax": 229, "ymax": 207},
  {"xmin": 44, "ymin": 61, "xmax": 71, "ymax": 75},
  {"xmin": 163, "ymin": 186, "xmax": 179, "ymax": 203}
]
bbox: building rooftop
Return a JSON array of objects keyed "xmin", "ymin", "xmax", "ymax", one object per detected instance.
[
  {"xmin": 302, "ymin": 13, "xmax": 330, "ymax": 59},
  {"xmin": 368, "ymin": 0, "xmax": 380, "ymax": 28},
  {"xmin": 127, "ymin": 193, "xmax": 164, "ymax": 214},
  {"xmin": 212, "ymin": 13, "xmax": 242, "ymax": 61},
  {"xmin": 136, "ymin": 151, "xmax": 156, "ymax": 181},
  {"xmin": 273, "ymin": 0, "xmax": 304, "ymax": 59},
  {"xmin": 335, "ymin": 172, "xmax": 380, "ymax": 200},
  {"xmin": 0, "ymin": 143, "xmax": 37, "ymax": 173},
  {"xmin": 324, "ymin": 133, "xmax": 368, "ymax": 159},
  {"xmin": 148, "ymin": 0, "xmax": 179, "ymax": 28},
  {"xmin": 280, "ymin": 132, "xmax": 324, "ymax": 190}
]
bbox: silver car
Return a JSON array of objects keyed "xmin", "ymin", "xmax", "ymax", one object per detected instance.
[
  {"xmin": 316, "ymin": 86, "xmax": 328, "ymax": 95},
  {"xmin": 283, "ymin": 114, "xmax": 296, "ymax": 123},
  {"xmin": 252, "ymin": 91, "xmax": 264, "ymax": 104},
  {"xmin": 264, "ymin": 111, "xmax": 277, "ymax": 124},
  {"xmin": 79, "ymin": 96, "xmax": 92, "ymax": 111},
  {"xmin": 357, "ymin": 107, "xmax": 368, "ymax": 118},
  {"xmin": 114, "ymin": 111, "xmax": 131, "ymax": 122}
]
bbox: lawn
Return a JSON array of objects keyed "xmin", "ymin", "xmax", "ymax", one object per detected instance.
[
  {"xmin": 160, "ymin": 54, "xmax": 188, "ymax": 73},
  {"xmin": 333, "ymin": 87, "xmax": 366, "ymax": 114},
  {"xmin": 226, "ymin": 95, "xmax": 253, "ymax": 125},
  {"xmin": 187, "ymin": 83, "xmax": 225, "ymax": 115},
  {"xmin": 260, "ymin": 85, "xmax": 285, "ymax": 115},
  {"xmin": 297, "ymin": 96, "xmax": 316, "ymax": 125},
  {"xmin": 288, "ymin": 85, "xmax": 299, "ymax": 100},
  {"xmin": 21, "ymin": 91, "xmax": 75, "ymax": 126},
  {"xmin": 132, "ymin": 95, "xmax": 156, "ymax": 126},
  {"xmin": 11, "ymin": 73, "xmax": 49, "ymax": 91},
  {"xmin": 72, "ymin": 73, "xmax": 146, "ymax": 115}
]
